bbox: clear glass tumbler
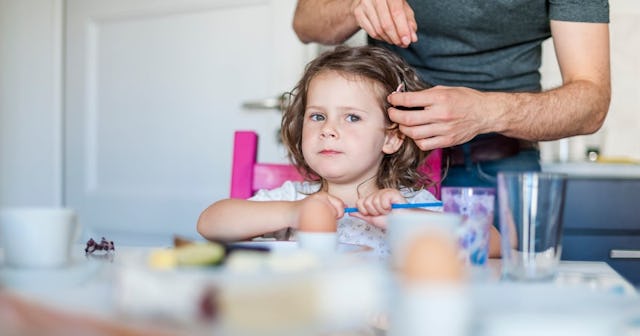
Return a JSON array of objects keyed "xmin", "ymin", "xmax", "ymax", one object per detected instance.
[{"xmin": 497, "ymin": 172, "xmax": 568, "ymax": 281}]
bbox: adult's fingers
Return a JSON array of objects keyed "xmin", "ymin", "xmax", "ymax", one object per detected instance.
[
  {"xmin": 395, "ymin": 121, "xmax": 464, "ymax": 150},
  {"xmin": 353, "ymin": 0, "xmax": 416, "ymax": 47},
  {"xmin": 407, "ymin": 134, "xmax": 449, "ymax": 151},
  {"xmin": 353, "ymin": 5, "xmax": 379, "ymax": 39},
  {"xmin": 388, "ymin": 107, "xmax": 433, "ymax": 128},
  {"xmin": 373, "ymin": 0, "xmax": 403, "ymax": 46},
  {"xmin": 356, "ymin": 0, "xmax": 392, "ymax": 43},
  {"xmin": 387, "ymin": 89, "xmax": 436, "ymax": 110},
  {"xmin": 386, "ymin": 0, "xmax": 415, "ymax": 46},
  {"xmin": 403, "ymin": 1, "xmax": 418, "ymax": 42}
]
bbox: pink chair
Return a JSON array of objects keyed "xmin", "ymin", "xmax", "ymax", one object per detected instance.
[
  {"xmin": 422, "ymin": 148, "xmax": 442, "ymax": 199},
  {"xmin": 230, "ymin": 131, "xmax": 303, "ymax": 199},
  {"xmin": 229, "ymin": 130, "xmax": 442, "ymax": 199}
]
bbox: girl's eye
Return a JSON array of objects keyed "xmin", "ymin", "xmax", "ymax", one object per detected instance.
[
  {"xmin": 346, "ymin": 114, "xmax": 361, "ymax": 122},
  {"xmin": 309, "ymin": 113, "xmax": 325, "ymax": 121}
]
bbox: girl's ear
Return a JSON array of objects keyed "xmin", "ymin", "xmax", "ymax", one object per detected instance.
[{"xmin": 382, "ymin": 128, "xmax": 404, "ymax": 154}]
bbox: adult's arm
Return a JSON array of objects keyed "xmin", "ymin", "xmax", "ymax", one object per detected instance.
[
  {"xmin": 293, "ymin": 0, "xmax": 417, "ymax": 47},
  {"xmin": 387, "ymin": 21, "xmax": 611, "ymax": 150},
  {"xmin": 501, "ymin": 20, "xmax": 611, "ymax": 140},
  {"xmin": 293, "ymin": 0, "xmax": 358, "ymax": 44}
]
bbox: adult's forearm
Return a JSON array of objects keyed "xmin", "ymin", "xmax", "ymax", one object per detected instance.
[
  {"xmin": 493, "ymin": 79, "xmax": 610, "ymax": 141},
  {"xmin": 293, "ymin": 0, "xmax": 360, "ymax": 44}
]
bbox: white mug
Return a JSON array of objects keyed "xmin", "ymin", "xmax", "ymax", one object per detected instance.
[{"xmin": 0, "ymin": 207, "xmax": 78, "ymax": 268}]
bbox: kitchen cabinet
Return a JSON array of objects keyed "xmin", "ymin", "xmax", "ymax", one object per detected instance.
[{"xmin": 560, "ymin": 176, "xmax": 640, "ymax": 285}]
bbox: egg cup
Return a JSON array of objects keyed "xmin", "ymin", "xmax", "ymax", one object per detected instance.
[{"xmin": 296, "ymin": 231, "xmax": 338, "ymax": 254}]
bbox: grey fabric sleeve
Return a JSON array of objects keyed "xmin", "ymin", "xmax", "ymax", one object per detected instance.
[{"xmin": 549, "ymin": 0, "xmax": 609, "ymax": 23}]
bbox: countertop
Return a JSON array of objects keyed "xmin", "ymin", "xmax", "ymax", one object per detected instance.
[{"xmin": 542, "ymin": 161, "xmax": 640, "ymax": 178}]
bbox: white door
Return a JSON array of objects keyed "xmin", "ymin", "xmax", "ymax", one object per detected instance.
[{"xmin": 65, "ymin": 0, "xmax": 313, "ymax": 244}]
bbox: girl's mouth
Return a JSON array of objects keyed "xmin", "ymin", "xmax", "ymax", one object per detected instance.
[{"xmin": 320, "ymin": 149, "xmax": 341, "ymax": 155}]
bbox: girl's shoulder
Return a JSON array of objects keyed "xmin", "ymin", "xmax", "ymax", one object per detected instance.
[{"xmin": 250, "ymin": 180, "xmax": 321, "ymax": 201}]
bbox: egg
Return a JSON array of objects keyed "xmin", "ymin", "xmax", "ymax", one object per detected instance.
[
  {"xmin": 297, "ymin": 198, "xmax": 337, "ymax": 233},
  {"xmin": 401, "ymin": 232, "xmax": 465, "ymax": 284}
]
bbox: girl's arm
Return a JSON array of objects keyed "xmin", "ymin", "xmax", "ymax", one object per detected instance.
[
  {"xmin": 488, "ymin": 225, "xmax": 501, "ymax": 258},
  {"xmin": 197, "ymin": 192, "xmax": 346, "ymax": 242},
  {"xmin": 197, "ymin": 199, "xmax": 299, "ymax": 242}
]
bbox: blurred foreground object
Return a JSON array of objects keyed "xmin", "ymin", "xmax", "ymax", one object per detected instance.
[
  {"xmin": 119, "ymin": 245, "xmax": 383, "ymax": 335},
  {"xmin": 0, "ymin": 291, "xmax": 175, "ymax": 336},
  {"xmin": 148, "ymin": 241, "xmax": 225, "ymax": 270},
  {"xmin": 389, "ymin": 231, "xmax": 471, "ymax": 336}
]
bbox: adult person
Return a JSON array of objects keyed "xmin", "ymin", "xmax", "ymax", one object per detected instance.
[{"xmin": 291, "ymin": 0, "xmax": 611, "ymax": 190}]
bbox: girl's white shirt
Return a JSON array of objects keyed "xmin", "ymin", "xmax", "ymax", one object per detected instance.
[{"xmin": 249, "ymin": 181, "xmax": 441, "ymax": 259}]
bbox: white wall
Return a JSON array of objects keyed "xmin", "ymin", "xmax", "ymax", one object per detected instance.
[{"xmin": 0, "ymin": 0, "xmax": 63, "ymax": 206}]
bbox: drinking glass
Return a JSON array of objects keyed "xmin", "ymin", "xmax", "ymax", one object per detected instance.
[
  {"xmin": 498, "ymin": 172, "xmax": 567, "ymax": 281},
  {"xmin": 442, "ymin": 187, "xmax": 495, "ymax": 266}
]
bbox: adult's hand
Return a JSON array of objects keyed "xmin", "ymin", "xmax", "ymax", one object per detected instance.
[
  {"xmin": 387, "ymin": 86, "xmax": 497, "ymax": 151},
  {"xmin": 351, "ymin": 0, "xmax": 418, "ymax": 47},
  {"xmin": 386, "ymin": 21, "xmax": 610, "ymax": 149}
]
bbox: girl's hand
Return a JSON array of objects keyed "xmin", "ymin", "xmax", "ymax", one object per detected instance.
[{"xmin": 350, "ymin": 188, "xmax": 406, "ymax": 229}]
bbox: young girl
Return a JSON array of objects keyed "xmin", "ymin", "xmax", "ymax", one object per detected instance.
[{"xmin": 197, "ymin": 45, "xmax": 439, "ymax": 258}]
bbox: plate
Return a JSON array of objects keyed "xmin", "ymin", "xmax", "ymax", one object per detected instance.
[
  {"xmin": 0, "ymin": 255, "xmax": 104, "ymax": 290},
  {"xmin": 229, "ymin": 240, "xmax": 373, "ymax": 254}
]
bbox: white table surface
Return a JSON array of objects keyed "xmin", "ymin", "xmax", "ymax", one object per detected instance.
[{"xmin": 1, "ymin": 243, "xmax": 639, "ymax": 335}]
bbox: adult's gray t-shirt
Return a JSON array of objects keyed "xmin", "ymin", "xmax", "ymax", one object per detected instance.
[{"xmin": 370, "ymin": 0, "xmax": 609, "ymax": 92}]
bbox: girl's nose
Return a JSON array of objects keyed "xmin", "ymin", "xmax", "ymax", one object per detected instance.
[{"xmin": 320, "ymin": 123, "xmax": 338, "ymax": 138}]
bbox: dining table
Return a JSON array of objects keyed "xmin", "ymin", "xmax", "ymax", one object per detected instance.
[{"xmin": 1, "ymin": 237, "xmax": 639, "ymax": 336}]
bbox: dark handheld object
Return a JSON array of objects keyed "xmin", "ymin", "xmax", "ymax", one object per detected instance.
[
  {"xmin": 224, "ymin": 243, "xmax": 271, "ymax": 254},
  {"xmin": 394, "ymin": 105, "xmax": 424, "ymax": 111},
  {"xmin": 85, "ymin": 237, "xmax": 115, "ymax": 255}
]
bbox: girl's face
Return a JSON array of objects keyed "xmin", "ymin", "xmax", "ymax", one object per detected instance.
[{"xmin": 301, "ymin": 71, "xmax": 402, "ymax": 187}]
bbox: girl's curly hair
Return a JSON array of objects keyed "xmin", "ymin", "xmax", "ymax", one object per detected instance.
[{"xmin": 281, "ymin": 45, "xmax": 433, "ymax": 191}]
